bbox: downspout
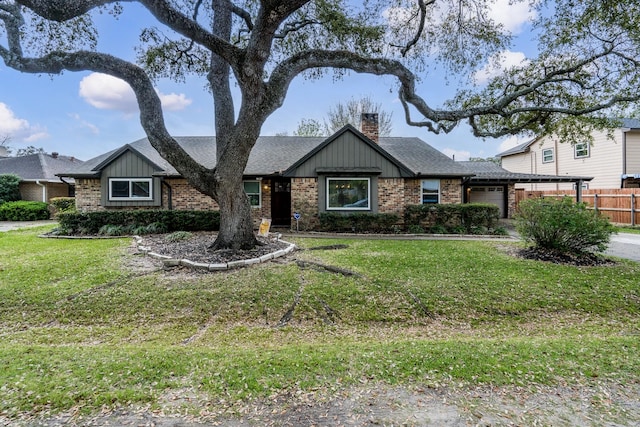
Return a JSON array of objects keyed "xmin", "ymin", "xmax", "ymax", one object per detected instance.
[
  {"xmin": 161, "ymin": 179, "xmax": 173, "ymax": 210},
  {"xmin": 59, "ymin": 177, "xmax": 74, "ymax": 196},
  {"xmin": 35, "ymin": 180, "xmax": 47, "ymax": 202}
]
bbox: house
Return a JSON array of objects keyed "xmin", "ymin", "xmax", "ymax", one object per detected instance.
[
  {"xmin": 60, "ymin": 115, "xmax": 482, "ymax": 226},
  {"xmin": 0, "ymin": 151, "xmax": 81, "ymax": 202},
  {"xmin": 498, "ymin": 118, "xmax": 640, "ymax": 190}
]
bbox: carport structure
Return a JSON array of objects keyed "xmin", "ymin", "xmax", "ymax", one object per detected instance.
[{"xmin": 460, "ymin": 161, "xmax": 593, "ymax": 218}]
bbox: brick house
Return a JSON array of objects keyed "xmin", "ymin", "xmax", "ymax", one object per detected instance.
[
  {"xmin": 0, "ymin": 151, "xmax": 81, "ymax": 202},
  {"xmin": 60, "ymin": 115, "xmax": 479, "ymax": 227},
  {"xmin": 62, "ymin": 115, "xmax": 584, "ymax": 226}
]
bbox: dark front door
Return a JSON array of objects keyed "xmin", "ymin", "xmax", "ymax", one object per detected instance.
[{"xmin": 271, "ymin": 178, "xmax": 291, "ymax": 226}]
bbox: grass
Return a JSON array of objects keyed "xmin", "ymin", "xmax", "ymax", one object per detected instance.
[{"xmin": 1, "ymin": 227, "xmax": 639, "ymax": 418}]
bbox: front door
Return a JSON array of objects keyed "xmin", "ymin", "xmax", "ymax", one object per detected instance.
[{"xmin": 271, "ymin": 178, "xmax": 291, "ymax": 226}]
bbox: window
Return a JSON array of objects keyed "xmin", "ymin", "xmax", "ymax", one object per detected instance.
[
  {"xmin": 542, "ymin": 148, "xmax": 554, "ymax": 163},
  {"xmin": 109, "ymin": 178, "xmax": 152, "ymax": 200},
  {"xmin": 421, "ymin": 179, "xmax": 440, "ymax": 204},
  {"xmin": 575, "ymin": 142, "xmax": 590, "ymax": 158},
  {"xmin": 243, "ymin": 181, "xmax": 261, "ymax": 207},
  {"xmin": 327, "ymin": 178, "xmax": 370, "ymax": 210}
]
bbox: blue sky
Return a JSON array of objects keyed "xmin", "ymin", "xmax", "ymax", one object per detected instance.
[{"xmin": 0, "ymin": 1, "xmax": 537, "ymax": 161}]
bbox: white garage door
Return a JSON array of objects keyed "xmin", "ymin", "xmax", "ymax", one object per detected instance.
[{"xmin": 469, "ymin": 186, "xmax": 505, "ymax": 217}]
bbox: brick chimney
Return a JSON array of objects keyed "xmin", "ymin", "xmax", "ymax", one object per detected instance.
[
  {"xmin": 51, "ymin": 152, "xmax": 59, "ymax": 159},
  {"xmin": 360, "ymin": 113, "xmax": 379, "ymax": 144}
]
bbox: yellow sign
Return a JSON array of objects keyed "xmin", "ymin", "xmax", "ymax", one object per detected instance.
[{"xmin": 258, "ymin": 218, "xmax": 272, "ymax": 237}]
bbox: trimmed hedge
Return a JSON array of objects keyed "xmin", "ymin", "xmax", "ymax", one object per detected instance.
[
  {"xmin": 0, "ymin": 201, "xmax": 50, "ymax": 221},
  {"xmin": 404, "ymin": 203, "xmax": 502, "ymax": 234},
  {"xmin": 57, "ymin": 210, "xmax": 220, "ymax": 235},
  {"xmin": 49, "ymin": 197, "xmax": 76, "ymax": 216},
  {"xmin": 318, "ymin": 212, "xmax": 401, "ymax": 233}
]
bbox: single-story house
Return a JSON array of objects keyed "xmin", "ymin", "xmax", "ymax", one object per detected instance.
[
  {"xmin": 59, "ymin": 115, "xmax": 593, "ymax": 225},
  {"xmin": 0, "ymin": 151, "xmax": 81, "ymax": 202}
]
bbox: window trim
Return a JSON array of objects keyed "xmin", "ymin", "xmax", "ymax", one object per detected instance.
[
  {"xmin": 542, "ymin": 148, "xmax": 554, "ymax": 163},
  {"xmin": 243, "ymin": 180, "xmax": 262, "ymax": 208},
  {"xmin": 574, "ymin": 142, "xmax": 590, "ymax": 159},
  {"xmin": 108, "ymin": 178, "xmax": 153, "ymax": 201},
  {"xmin": 326, "ymin": 177, "xmax": 371, "ymax": 211},
  {"xmin": 421, "ymin": 179, "xmax": 441, "ymax": 204}
]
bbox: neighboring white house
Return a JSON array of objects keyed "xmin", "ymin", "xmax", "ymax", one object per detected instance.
[{"xmin": 498, "ymin": 118, "xmax": 640, "ymax": 190}]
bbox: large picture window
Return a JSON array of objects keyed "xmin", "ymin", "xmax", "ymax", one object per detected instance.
[
  {"xmin": 327, "ymin": 178, "xmax": 370, "ymax": 210},
  {"xmin": 421, "ymin": 179, "xmax": 440, "ymax": 204},
  {"xmin": 243, "ymin": 181, "xmax": 261, "ymax": 207},
  {"xmin": 109, "ymin": 178, "xmax": 152, "ymax": 200}
]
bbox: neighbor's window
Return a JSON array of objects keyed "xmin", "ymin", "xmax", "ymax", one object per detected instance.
[
  {"xmin": 575, "ymin": 142, "xmax": 590, "ymax": 158},
  {"xmin": 109, "ymin": 178, "xmax": 152, "ymax": 200},
  {"xmin": 327, "ymin": 178, "xmax": 370, "ymax": 210},
  {"xmin": 243, "ymin": 181, "xmax": 261, "ymax": 207},
  {"xmin": 421, "ymin": 179, "xmax": 440, "ymax": 204},
  {"xmin": 542, "ymin": 148, "xmax": 554, "ymax": 163}
]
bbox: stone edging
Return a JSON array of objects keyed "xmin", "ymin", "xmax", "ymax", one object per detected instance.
[{"xmin": 133, "ymin": 236, "xmax": 297, "ymax": 272}]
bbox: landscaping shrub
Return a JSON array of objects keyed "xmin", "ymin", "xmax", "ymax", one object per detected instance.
[
  {"xmin": 514, "ymin": 197, "xmax": 615, "ymax": 253},
  {"xmin": 318, "ymin": 212, "xmax": 401, "ymax": 233},
  {"xmin": 57, "ymin": 210, "xmax": 220, "ymax": 235},
  {"xmin": 0, "ymin": 174, "xmax": 21, "ymax": 204},
  {"xmin": 0, "ymin": 201, "xmax": 50, "ymax": 221},
  {"xmin": 49, "ymin": 197, "xmax": 76, "ymax": 216},
  {"xmin": 404, "ymin": 203, "xmax": 501, "ymax": 234}
]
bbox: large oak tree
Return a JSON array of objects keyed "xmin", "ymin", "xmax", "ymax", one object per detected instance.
[{"xmin": 1, "ymin": 0, "xmax": 639, "ymax": 249}]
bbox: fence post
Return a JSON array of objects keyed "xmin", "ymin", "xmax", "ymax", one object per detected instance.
[
  {"xmin": 632, "ymin": 194, "xmax": 636, "ymax": 227},
  {"xmin": 593, "ymin": 193, "xmax": 598, "ymax": 212}
]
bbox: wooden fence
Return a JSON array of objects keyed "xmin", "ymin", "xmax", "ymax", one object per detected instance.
[{"xmin": 515, "ymin": 189, "xmax": 640, "ymax": 226}]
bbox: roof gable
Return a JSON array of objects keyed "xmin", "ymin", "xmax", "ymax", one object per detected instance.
[
  {"xmin": 93, "ymin": 144, "xmax": 165, "ymax": 173},
  {"xmin": 283, "ymin": 125, "xmax": 415, "ymax": 177}
]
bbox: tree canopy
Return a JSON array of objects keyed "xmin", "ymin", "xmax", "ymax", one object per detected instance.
[{"xmin": 1, "ymin": 0, "xmax": 639, "ymax": 248}]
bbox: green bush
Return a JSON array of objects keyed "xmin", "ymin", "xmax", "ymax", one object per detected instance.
[
  {"xmin": 0, "ymin": 174, "xmax": 21, "ymax": 204},
  {"xmin": 404, "ymin": 203, "xmax": 501, "ymax": 234},
  {"xmin": 49, "ymin": 197, "xmax": 76, "ymax": 216},
  {"xmin": 57, "ymin": 210, "xmax": 220, "ymax": 235},
  {"xmin": 514, "ymin": 197, "xmax": 615, "ymax": 253},
  {"xmin": 318, "ymin": 212, "xmax": 401, "ymax": 233},
  {"xmin": 0, "ymin": 201, "xmax": 50, "ymax": 221}
]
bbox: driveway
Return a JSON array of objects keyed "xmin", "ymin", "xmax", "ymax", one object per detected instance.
[
  {"xmin": 606, "ymin": 232, "xmax": 640, "ymax": 262},
  {"xmin": 0, "ymin": 220, "xmax": 57, "ymax": 232}
]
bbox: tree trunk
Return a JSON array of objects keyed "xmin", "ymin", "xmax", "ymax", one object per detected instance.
[{"xmin": 211, "ymin": 180, "xmax": 259, "ymax": 250}]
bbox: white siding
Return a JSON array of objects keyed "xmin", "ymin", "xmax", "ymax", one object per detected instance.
[{"xmin": 503, "ymin": 129, "xmax": 625, "ymax": 190}]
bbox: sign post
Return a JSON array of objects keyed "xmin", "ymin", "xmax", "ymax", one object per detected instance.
[{"xmin": 293, "ymin": 212, "xmax": 301, "ymax": 232}]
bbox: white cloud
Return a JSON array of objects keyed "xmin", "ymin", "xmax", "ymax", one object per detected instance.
[
  {"xmin": 442, "ymin": 148, "xmax": 471, "ymax": 161},
  {"xmin": 0, "ymin": 102, "xmax": 50, "ymax": 142},
  {"xmin": 487, "ymin": 0, "xmax": 537, "ymax": 34},
  {"xmin": 498, "ymin": 135, "xmax": 529, "ymax": 153},
  {"xmin": 473, "ymin": 50, "xmax": 529, "ymax": 84},
  {"xmin": 69, "ymin": 113, "xmax": 100, "ymax": 135},
  {"xmin": 79, "ymin": 73, "xmax": 192, "ymax": 114}
]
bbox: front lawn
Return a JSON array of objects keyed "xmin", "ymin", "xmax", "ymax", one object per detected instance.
[{"xmin": 0, "ymin": 227, "xmax": 639, "ymax": 420}]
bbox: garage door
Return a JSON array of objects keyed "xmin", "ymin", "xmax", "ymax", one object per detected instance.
[{"xmin": 469, "ymin": 186, "xmax": 505, "ymax": 217}]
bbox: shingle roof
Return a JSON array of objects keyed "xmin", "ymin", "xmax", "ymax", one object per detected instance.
[
  {"xmin": 495, "ymin": 139, "xmax": 535, "ymax": 158},
  {"xmin": 61, "ymin": 130, "xmax": 473, "ymax": 178},
  {"xmin": 0, "ymin": 153, "xmax": 82, "ymax": 182},
  {"xmin": 620, "ymin": 118, "xmax": 640, "ymax": 129},
  {"xmin": 460, "ymin": 161, "xmax": 592, "ymax": 183}
]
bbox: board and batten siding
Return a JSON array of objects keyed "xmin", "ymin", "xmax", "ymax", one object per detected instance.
[
  {"xmin": 287, "ymin": 132, "xmax": 403, "ymax": 178},
  {"xmin": 100, "ymin": 150, "xmax": 162, "ymax": 207}
]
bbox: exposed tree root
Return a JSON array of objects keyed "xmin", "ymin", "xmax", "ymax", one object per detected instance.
[
  {"xmin": 306, "ymin": 244, "xmax": 349, "ymax": 251},
  {"xmin": 406, "ymin": 290, "xmax": 435, "ymax": 319},
  {"xmin": 295, "ymin": 260, "xmax": 362, "ymax": 277},
  {"xmin": 277, "ymin": 282, "xmax": 305, "ymax": 327},
  {"xmin": 60, "ymin": 272, "xmax": 155, "ymax": 303},
  {"xmin": 315, "ymin": 298, "xmax": 341, "ymax": 324},
  {"xmin": 182, "ymin": 313, "xmax": 218, "ymax": 345}
]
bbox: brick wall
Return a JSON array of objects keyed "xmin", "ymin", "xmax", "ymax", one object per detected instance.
[
  {"xmin": 291, "ymin": 178, "xmax": 319, "ymax": 230},
  {"xmin": 17, "ymin": 182, "xmax": 69, "ymax": 202},
  {"xmin": 403, "ymin": 178, "xmax": 463, "ymax": 205},
  {"xmin": 75, "ymin": 179, "xmax": 102, "ymax": 211},
  {"xmin": 378, "ymin": 178, "xmax": 405, "ymax": 215}
]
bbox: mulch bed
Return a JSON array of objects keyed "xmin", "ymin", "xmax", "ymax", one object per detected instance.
[{"xmin": 138, "ymin": 232, "xmax": 291, "ymax": 264}]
